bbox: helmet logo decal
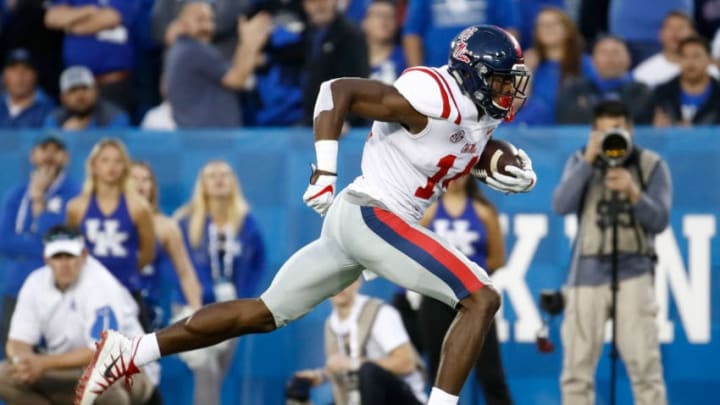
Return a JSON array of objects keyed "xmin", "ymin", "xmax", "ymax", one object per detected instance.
[{"xmin": 452, "ymin": 26, "xmax": 479, "ymax": 64}]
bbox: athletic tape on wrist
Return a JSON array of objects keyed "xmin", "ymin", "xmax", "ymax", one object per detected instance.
[{"xmin": 315, "ymin": 140, "xmax": 338, "ymax": 173}]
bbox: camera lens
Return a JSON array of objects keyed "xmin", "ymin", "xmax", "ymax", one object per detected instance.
[{"xmin": 600, "ymin": 129, "xmax": 631, "ymax": 167}]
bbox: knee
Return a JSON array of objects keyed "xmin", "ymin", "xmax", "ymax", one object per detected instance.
[
  {"xmin": 358, "ymin": 362, "xmax": 384, "ymax": 387},
  {"xmin": 358, "ymin": 362, "xmax": 382, "ymax": 380},
  {"xmin": 460, "ymin": 286, "xmax": 501, "ymax": 317},
  {"xmin": 247, "ymin": 299, "xmax": 279, "ymax": 333}
]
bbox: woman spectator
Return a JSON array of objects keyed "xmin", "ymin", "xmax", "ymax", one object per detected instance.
[
  {"xmin": 417, "ymin": 175, "xmax": 513, "ymax": 404},
  {"xmin": 130, "ymin": 162, "xmax": 203, "ymax": 329},
  {"xmin": 172, "ymin": 160, "xmax": 266, "ymax": 405},
  {"xmin": 363, "ymin": 0, "xmax": 407, "ymax": 84},
  {"xmin": 513, "ymin": 7, "xmax": 591, "ymax": 125},
  {"xmin": 66, "ymin": 138, "xmax": 156, "ymax": 331}
]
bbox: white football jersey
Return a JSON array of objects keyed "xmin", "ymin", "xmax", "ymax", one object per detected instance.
[{"xmin": 347, "ymin": 66, "xmax": 502, "ymax": 223}]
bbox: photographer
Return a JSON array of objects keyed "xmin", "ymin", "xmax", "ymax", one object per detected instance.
[
  {"xmin": 290, "ymin": 280, "xmax": 426, "ymax": 405},
  {"xmin": 552, "ymin": 100, "xmax": 671, "ymax": 405}
]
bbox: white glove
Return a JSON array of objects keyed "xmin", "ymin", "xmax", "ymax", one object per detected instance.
[
  {"xmin": 485, "ymin": 148, "xmax": 537, "ymax": 194},
  {"xmin": 302, "ymin": 164, "xmax": 337, "ymax": 216}
]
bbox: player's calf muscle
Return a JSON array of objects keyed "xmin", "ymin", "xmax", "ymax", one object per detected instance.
[{"xmin": 187, "ymin": 299, "xmax": 275, "ymax": 335}]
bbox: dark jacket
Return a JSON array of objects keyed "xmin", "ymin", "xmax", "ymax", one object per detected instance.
[
  {"xmin": 651, "ymin": 76, "xmax": 720, "ymax": 125},
  {"xmin": 302, "ymin": 15, "xmax": 369, "ymax": 125},
  {"xmin": 556, "ymin": 77, "xmax": 653, "ymax": 124}
]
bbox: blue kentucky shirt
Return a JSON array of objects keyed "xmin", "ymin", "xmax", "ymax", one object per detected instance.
[
  {"xmin": 81, "ymin": 194, "xmax": 141, "ymax": 292},
  {"xmin": 429, "ymin": 197, "xmax": 490, "ymax": 269}
]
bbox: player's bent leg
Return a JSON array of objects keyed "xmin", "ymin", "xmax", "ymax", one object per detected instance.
[
  {"xmin": 436, "ymin": 286, "xmax": 501, "ymax": 394},
  {"xmin": 341, "ymin": 204, "xmax": 499, "ymax": 400}
]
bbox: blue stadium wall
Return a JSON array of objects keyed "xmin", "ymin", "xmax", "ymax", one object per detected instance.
[{"xmin": 0, "ymin": 127, "xmax": 717, "ymax": 405}]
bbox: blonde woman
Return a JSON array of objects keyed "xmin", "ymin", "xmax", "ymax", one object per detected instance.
[
  {"xmin": 173, "ymin": 160, "xmax": 266, "ymax": 404},
  {"xmin": 66, "ymin": 138, "xmax": 156, "ymax": 330},
  {"xmin": 130, "ymin": 162, "xmax": 202, "ymax": 328}
]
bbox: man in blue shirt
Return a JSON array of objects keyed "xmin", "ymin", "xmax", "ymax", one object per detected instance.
[
  {"xmin": 0, "ymin": 49, "xmax": 55, "ymax": 129},
  {"xmin": 44, "ymin": 0, "xmax": 139, "ymax": 113},
  {"xmin": 44, "ymin": 66, "xmax": 130, "ymax": 130},
  {"xmin": 0, "ymin": 136, "xmax": 81, "ymax": 359},
  {"xmin": 403, "ymin": 0, "xmax": 519, "ymax": 67}
]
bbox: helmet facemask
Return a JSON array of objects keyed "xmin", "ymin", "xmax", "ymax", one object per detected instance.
[{"xmin": 474, "ymin": 63, "xmax": 530, "ymax": 121}]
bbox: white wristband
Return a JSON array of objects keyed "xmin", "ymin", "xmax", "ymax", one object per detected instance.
[{"xmin": 315, "ymin": 140, "xmax": 338, "ymax": 173}]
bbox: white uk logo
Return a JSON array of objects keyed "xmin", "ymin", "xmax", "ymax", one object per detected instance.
[
  {"xmin": 433, "ymin": 219, "xmax": 479, "ymax": 256},
  {"xmin": 85, "ymin": 219, "xmax": 128, "ymax": 257}
]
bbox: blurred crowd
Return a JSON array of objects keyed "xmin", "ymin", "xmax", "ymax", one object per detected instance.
[{"xmin": 0, "ymin": 0, "xmax": 719, "ymax": 131}]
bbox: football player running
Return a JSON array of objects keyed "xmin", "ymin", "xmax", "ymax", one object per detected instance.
[{"xmin": 75, "ymin": 25, "xmax": 536, "ymax": 405}]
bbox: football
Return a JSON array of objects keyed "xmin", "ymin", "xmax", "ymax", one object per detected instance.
[{"xmin": 472, "ymin": 139, "xmax": 524, "ymax": 182}]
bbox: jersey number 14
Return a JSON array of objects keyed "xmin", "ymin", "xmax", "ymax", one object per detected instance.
[{"xmin": 414, "ymin": 154, "xmax": 479, "ymax": 199}]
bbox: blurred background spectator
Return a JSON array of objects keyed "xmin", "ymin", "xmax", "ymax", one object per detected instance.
[
  {"xmin": 364, "ymin": 0, "xmax": 406, "ymax": 84},
  {"xmin": 44, "ymin": 0, "xmax": 140, "ymax": 114},
  {"xmin": 0, "ymin": 225, "xmax": 158, "ymax": 405},
  {"xmin": 163, "ymin": 2, "xmax": 271, "ymax": 128},
  {"xmin": 242, "ymin": 0, "xmax": 307, "ymax": 126},
  {"xmin": 152, "ymin": 0, "xmax": 249, "ymax": 60},
  {"xmin": 517, "ymin": 0, "xmax": 566, "ymax": 50},
  {"xmin": 402, "ymin": 0, "xmax": 518, "ymax": 67},
  {"xmin": 633, "ymin": 11, "xmax": 719, "ymax": 88},
  {"xmin": 512, "ymin": 7, "xmax": 591, "ymax": 125},
  {"xmin": 44, "ymin": 66, "xmax": 130, "ymax": 130},
  {"xmin": 0, "ymin": 137, "xmax": 80, "ymax": 360},
  {"xmin": 652, "ymin": 36, "xmax": 720, "ymax": 126},
  {"xmin": 610, "ymin": 0, "xmax": 692, "ymax": 65},
  {"xmin": 301, "ymin": 0, "xmax": 369, "ymax": 125},
  {"xmin": 0, "ymin": 0, "xmax": 64, "ymax": 98},
  {"xmin": 293, "ymin": 280, "xmax": 427, "ymax": 405},
  {"xmin": 557, "ymin": 35, "xmax": 652, "ymax": 124},
  {"xmin": 172, "ymin": 160, "xmax": 266, "ymax": 404},
  {"xmin": 0, "ymin": 49, "xmax": 54, "ymax": 129},
  {"xmin": 130, "ymin": 161, "xmax": 202, "ymax": 330},
  {"xmin": 66, "ymin": 138, "xmax": 156, "ymax": 331}
]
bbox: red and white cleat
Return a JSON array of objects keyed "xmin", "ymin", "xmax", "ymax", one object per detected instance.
[{"xmin": 74, "ymin": 330, "xmax": 141, "ymax": 405}]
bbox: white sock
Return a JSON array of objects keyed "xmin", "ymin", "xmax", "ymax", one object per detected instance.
[
  {"xmin": 427, "ymin": 387, "xmax": 459, "ymax": 405},
  {"xmin": 132, "ymin": 333, "xmax": 161, "ymax": 366}
]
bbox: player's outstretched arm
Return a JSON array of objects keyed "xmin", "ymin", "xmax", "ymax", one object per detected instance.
[{"xmin": 313, "ymin": 78, "xmax": 428, "ymax": 142}]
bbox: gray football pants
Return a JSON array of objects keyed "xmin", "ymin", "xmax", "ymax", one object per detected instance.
[{"xmin": 261, "ymin": 191, "xmax": 493, "ymax": 327}]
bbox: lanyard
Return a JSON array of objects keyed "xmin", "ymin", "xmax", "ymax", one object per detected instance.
[
  {"xmin": 207, "ymin": 222, "xmax": 241, "ymax": 283},
  {"xmin": 16, "ymin": 171, "xmax": 66, "ymax": 233}
]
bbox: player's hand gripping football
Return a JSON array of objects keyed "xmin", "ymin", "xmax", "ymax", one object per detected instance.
[
  {"xmin": 485, "ymin": 148, "xmax": 537, "ymax": 194},
  {"xmin": 303, "ymin": 164, "xmax": 337, "ymax": 216}
]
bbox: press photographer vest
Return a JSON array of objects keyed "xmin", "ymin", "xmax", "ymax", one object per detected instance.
[
  {"xmin": 578, "ymin": 148, "xmax": 661, "ymax": 258},
  {"xmin": 323, "ymin": 298, "xmax": 425, "ymax": 405}
]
